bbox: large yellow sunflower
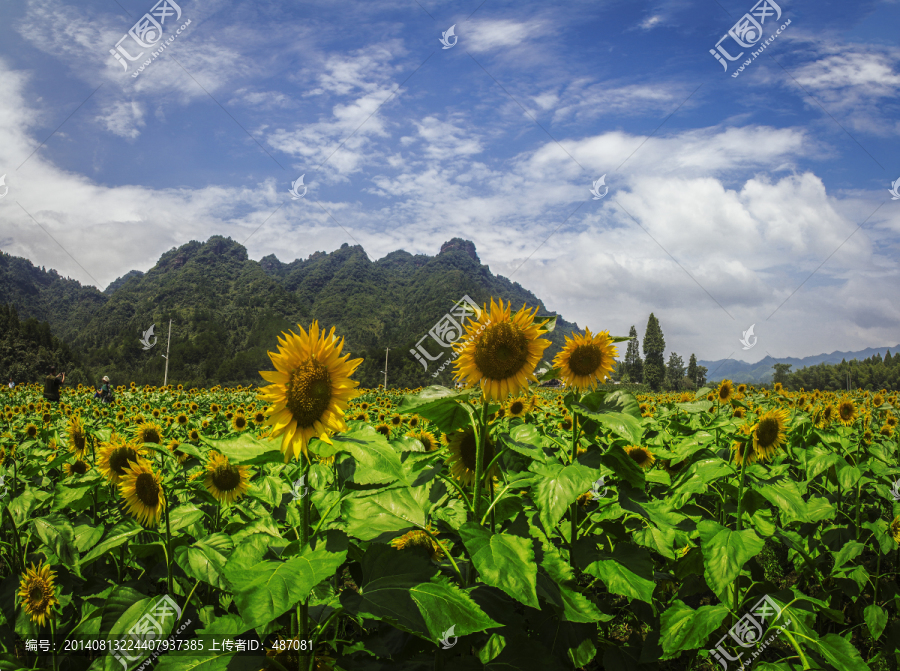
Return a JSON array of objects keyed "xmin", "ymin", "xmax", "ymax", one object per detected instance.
[
  {"xmin": 452, "ymin": 298, "xmax": 552, "ymax": 401},
  {"xmin": 258, "ymin": 321, "xmax": 363, "ymax": 461},
  {"xmin": 837, "ymin": 396, "xmax": 857, "ymax": 426},
  {"xmin": 66, "ymin": 415, "xmax": 88, "ymax": 458},
  {"xmin": 132, "ymin": 420, "xmax": 166, "ymax": 445},
  {"xmin": 98, "ymin": 434, "xmax": 145, "ymax": 484},
  {"xmin": 717, "ymin": 380, "xmax": 734, "ymax": 404},
  {"xmin": 753, "ymin": 408, "xmax": 790, "ymax": 461},
  {"xmin": 18, "ymin": 562, "xmax": 59, "ymax": 626},
  {"xmin": 552, "ymin": 327, "xmax": 618, "ymax": 390},
  {"xmin": 204, "ymin": 451, "xmax": 251, "ymax": 504},
  {"xmin": 118, "ymin": 459, "xmax": 165, "ymax": 527},
  {"xmin": 444, "ymin": 427, "xmax": 499, "ymax": 486}
]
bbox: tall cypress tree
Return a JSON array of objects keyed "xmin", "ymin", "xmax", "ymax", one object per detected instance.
[
  {"xmin": 624, "ymin": 325, "xmax": 643, "ymax": 382},
  {"xmin": 642, "ymin": 313, "xmax": 666, "ymax": 391},
  {"xmin": 687, "ymin": 353, "xmax": 698, "ymax": 384}
]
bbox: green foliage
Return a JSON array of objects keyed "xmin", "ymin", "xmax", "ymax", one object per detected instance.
[{"xmin": 624, "ymin": 325, "xmax": 643, "ymax": 382}]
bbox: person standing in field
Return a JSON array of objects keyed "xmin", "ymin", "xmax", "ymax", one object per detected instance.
[
  {"xmin": 43, "ymin": 366, "xmax": 65, "ymax": 402},
  {"xmin": 98, "ymin": 376, "xmax": 113, "ymax": 403},
  {"xmin": 7, "ymin": 377, "xmax": 13, "ymax": 389}
]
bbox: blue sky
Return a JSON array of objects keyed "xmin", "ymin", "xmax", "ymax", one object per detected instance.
[{"xmin": 0, "ymin": 0, "xmax": 899, "ymax": 365}]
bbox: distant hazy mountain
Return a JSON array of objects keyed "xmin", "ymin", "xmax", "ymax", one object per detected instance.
[{"xmin": 700, "ymin": 346, "xmax": 900, "ymax": 383}]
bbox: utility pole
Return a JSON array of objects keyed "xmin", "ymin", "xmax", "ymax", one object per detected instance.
[
  {"xmin": 383, "ymin": 347, "xmax": 390, "ymax": 389},
  {"xmin": 162, "ymin": 319, "xmax": 172, "ymax": 388}
]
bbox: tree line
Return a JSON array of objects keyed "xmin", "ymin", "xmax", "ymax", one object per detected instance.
[{"xmin": 611, "ymin": 313, "xmax": 708, "ymax": 391}]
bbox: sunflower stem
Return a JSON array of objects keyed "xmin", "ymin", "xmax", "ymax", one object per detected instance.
[
  {"xmin": 2, "ymin": 507, "xmax": 21, "ymax": 572},
  {"xmin": 570, "ymin": 392, "xmax": 581, "ymax": 558},
  {"xmin": 299, "ymin": 453, "xmax": 311, "ymax": 671},
  {"xmin": 732, "ymin": 455, "xmax": 748, "ymax": 621},
  {"xmin": 471, "ymin": 396, "xmax": 490, "ymax": 525},
  {"xmin": 163, "ymin": 485, "xmax": 173, "ymax": 595},
  {"xmin": 50, "ymin": 612, "xmax": 58, "ymax": 671}
]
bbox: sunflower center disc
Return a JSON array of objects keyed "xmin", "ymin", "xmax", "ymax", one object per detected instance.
[
  {"xmin": 110, "ymin": 447, "xmax": 138, "ymax": 476},
  {"xmin": 142, "ymin": 428, "xmax": 162, "ymax": 443},
  {"xmin": 474, "ymin": 323, "xmax": 528, "ymax": 379},
  {"xmin": 212, "ymin": 466, "xmax": 241, "ymax": 492},
  {"xmin": 135, "ymin": 472, "xmax": 160, "ymax": 507},
  {"xmin": 568, "ymin": 344, "xmax": 604, "ymax": 377},
  {"xmin": 509, "ymin": 401, "xmax": 525, "ymax": 415},
  {"xmin": 756, "ymin": 418, "xmax": 779, "ymax": 448},
  {"xmin": 74, "ymin": 460, "xmax": 87, "ymax": 474},
  {"xmin": 286, "ymin": 359, "xmax": 333, "ymax": 428},
  {"xmin": 29, "ymin": 585, "xmax": 44, "ymax": 603}
]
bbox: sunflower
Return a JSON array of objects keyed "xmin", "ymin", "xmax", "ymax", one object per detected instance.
[
  {"xmin": 132, "ymin": 420, "xmax": 165, "ymax": 445},
  {"xmin": 118, "ymin": 459, "xmax": 165, "ymax": 527},
  {"xmin": 168, "ymin": 439, "xmax": 189, "ymax": 464},
  {"xmin": 389, "ymin": 413, "xmax": 403, "ymax": 428},
  {"xmin": 18, "ymin": 562, "xmax": 59, "ymax": 626},
  {"xmin": 210, "ymin": 403, "xmax": 220, "ymax": 414},
  {"xmin": 188, "ymin": 428, "xmax": 200, "ymax": 442},
  {"xmin": 731, "ymin": 424, "xmax": 757, "ymax": 466},
  {"xmin": 885, "ymin": 414, "xmax": 898, "ymax": 428},
  {"xmin": 64, "ymin": 459, "xmax": 90, "ymax": 477},
  {"xmin": 773, "ymin": 382, "xmax": 783, "ymax": 393},
  {"xmin": 407, "ymin": 429, "xmax": 439, "ymax": 452},
  {"xmin": 204, "ymin": 451, "xmax": 251, "ymax": 504},
  {"xmin": 837, "ymin": 396, "xmax": 857, "ymax": 426},
  {"xmin": 232, "ymin": 414, "xmax": 248, "ymax": 432},
  {"xmin": 891, "ymin": 515, "xmax": 900, "ymax": 544},
  {"xmin": 881, "ymin": 424, "xmax": 894, "ymax": 437},
  {"xmin": 176, "ymin": 413, "xmax": 189, "ymax": 426},
  {"xmin": 253, "ymin": 411, "xmax": 266, "ymax": 426},
  {"xmin": 374, "ymin": 422, "xmax": 391, "ymax": 437},
  {"xmin": 625, "ymin": 445, "xmax": 655, "ymax": 470},
  {"xmin": 753, "ymin": 408, "xmax": 790, "ymax": 461},
  {"xmin": 354, "ymin": 412, "xmax": 368, "ymax": 421},
  {"xmin": 862, "ymin": 429, "xmax": 874, "ymax": 445},
  {"xmin": 258, "ymin": 321, "xmax": 363, "ymax": 461},
  {"xmin": 506, "ymin": 397, "xmax": 528, "ymax": 418},
  {"xmin": 98, "ymin": 434, "xmax": 144, "ymax": 484},
  {"xmin": 25, "ymin": 423, "xmax": 38, "ymax": 439},
  {"xmin": 552, "ymin": 327, "xmax": 619, "ymax": 390},
  {"xmin": 821, "ymin": 405, "xmax": 837, "ymax": 426},
  {"xmin": 445, "ymin": 427, "xmax": 499, "ymax": 486},
  {"xmin": 390, "ymin": 525, "xmax": 446, "ymax": 561},
  {"xmin": 407, "ymin": 416, "xmax": 421, "ymax": 429},
  {"xmin": 717, "ymin": 380, "xmax": 734, "ymax": 404},
  {"xmin": 558, "ymin": 417, "xmax": 573, "ymax": 432},
  {"xmin": 453, "ymin": 298, "xmax": 552, "ymax": 401},
  {"xmin": 41, "ymin": 412, "xmax": 52, "ymax": 425},
  {"xmin": 732, "ymin": 407, "xmax": 746, "ymax": 419}
]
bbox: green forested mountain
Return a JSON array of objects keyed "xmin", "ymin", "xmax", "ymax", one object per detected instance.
[
  {"xmin": 0, "ymin": 237, "xmax": 579, "ymax": 390},
  {"xmin": 0, "ymin": 305, "xmax": 83, "ymax": 387}
]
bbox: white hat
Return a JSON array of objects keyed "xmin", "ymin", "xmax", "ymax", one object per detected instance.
[{"xmin": 102, "ymin": 376, "xmax": 110, "ymax": 382}]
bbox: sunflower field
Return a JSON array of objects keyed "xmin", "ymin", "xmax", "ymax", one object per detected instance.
[{"xmin": 1, "ymin": 299, "xmax": 900, "ymax": 671}]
